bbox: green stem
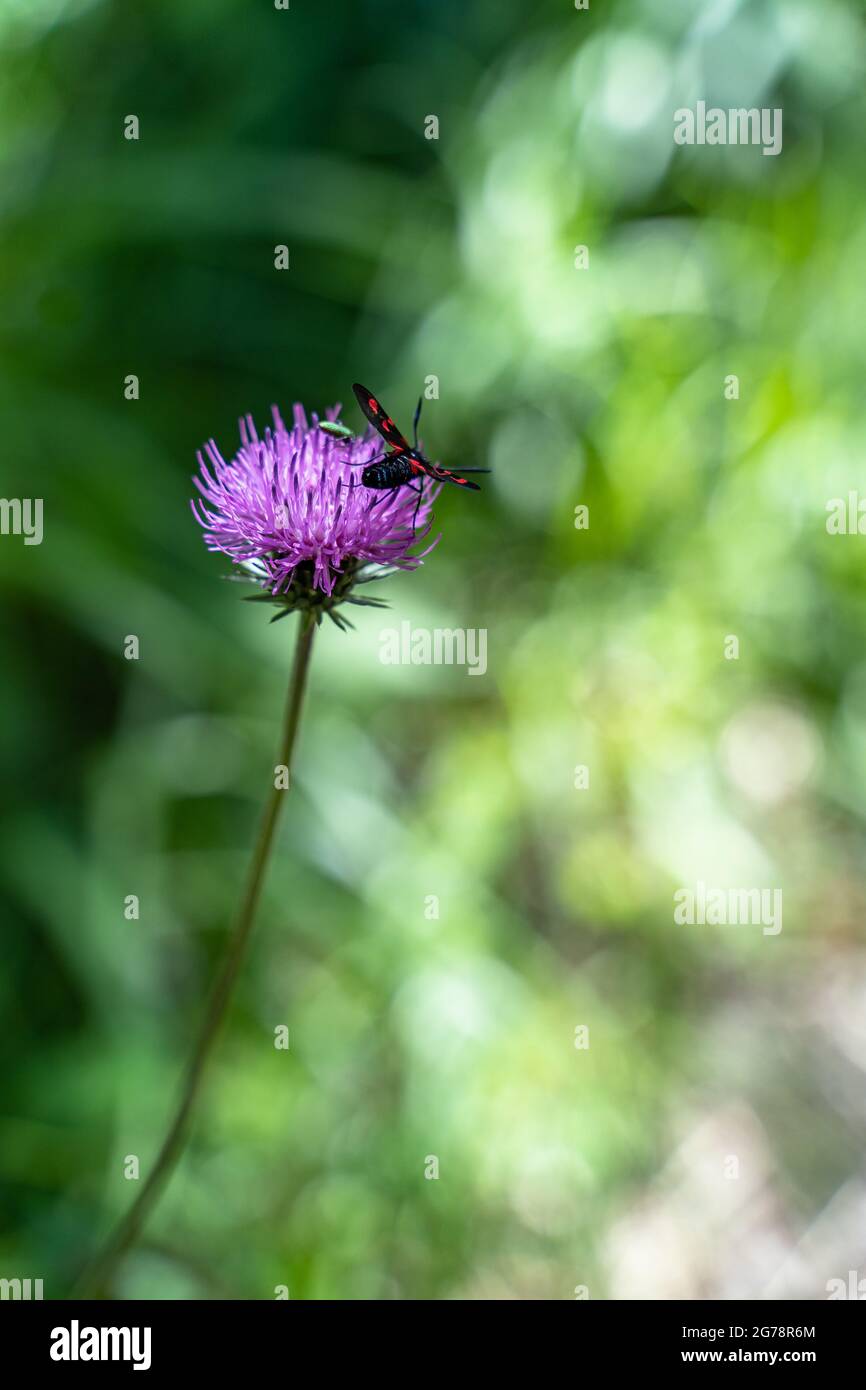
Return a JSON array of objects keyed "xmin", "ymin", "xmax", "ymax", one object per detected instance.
[{"xmin": 75, "ymin": 612, "xmax": 317, "ymax": 1298}]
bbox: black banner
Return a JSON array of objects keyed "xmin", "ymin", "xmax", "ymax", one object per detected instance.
[{"xmin": 1, "ymin": 1298, "xmax": 858, "ymax": 1375}]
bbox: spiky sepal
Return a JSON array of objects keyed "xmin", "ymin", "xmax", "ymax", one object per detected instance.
[{"xmin": 239, "ymin": 557, "xmax": 392, "ymax": 629}]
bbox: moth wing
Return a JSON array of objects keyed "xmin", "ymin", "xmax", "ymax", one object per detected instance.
[{"xmin": 352, "ymin": 383, "xmax": 411, "ymax": 450}]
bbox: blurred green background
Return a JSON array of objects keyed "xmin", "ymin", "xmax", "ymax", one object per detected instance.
[{"xmin": 2, "ymin": 0, "xmax": 866, "ymax": 1300}]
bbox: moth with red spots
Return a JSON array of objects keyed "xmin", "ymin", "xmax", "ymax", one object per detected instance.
[{"xmin": 342, "ymin": 382, "xmax": 490, "ymax": 530}]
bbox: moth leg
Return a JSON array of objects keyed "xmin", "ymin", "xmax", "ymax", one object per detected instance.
[{"xmin": 406, "ymin": 479, "xmax": 426, "ymax": 533}]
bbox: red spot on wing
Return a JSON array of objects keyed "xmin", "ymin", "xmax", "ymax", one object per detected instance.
[{"xmin": 437, "ymin": 466, "xmax": 480, "ymax": 489}]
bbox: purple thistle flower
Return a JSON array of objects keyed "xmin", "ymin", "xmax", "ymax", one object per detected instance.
[{"xmin": 191, "ymin": 403, "xmax": 439, "ymax": 613}]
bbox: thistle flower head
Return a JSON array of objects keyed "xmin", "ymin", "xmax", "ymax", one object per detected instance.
[{"xmin": 191, "ymin": 403, "xmax": 439, "ymax": 624}]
